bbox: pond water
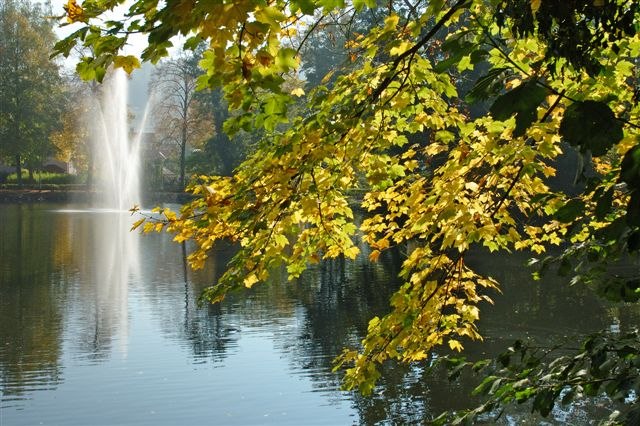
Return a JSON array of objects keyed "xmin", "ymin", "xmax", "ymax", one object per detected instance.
[{"xmin": 0, "ymin": 203, "xmax": 637, "ymax": 425}]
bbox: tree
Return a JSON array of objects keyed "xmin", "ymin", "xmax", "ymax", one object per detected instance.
[
  {"xmin": 57, "ymin": 0, "xmax": 640, "ymax": 422},
  {"xmin": 149, "ymin": 52, "xmax": 214, "ymax": 189},
  {"xmin": 50, "ymin": 74, "xmax": 97, "ymax": 183},
  {"xmin": 190, "ymin": 88, "xmax": 248, "ymax": 177},
  {"xmin": 0, "ymin": 0, "xmax": 64, "ymax": 184}
]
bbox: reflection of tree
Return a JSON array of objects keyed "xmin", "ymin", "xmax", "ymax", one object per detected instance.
[
  {"xmin": 466, "ymin": 249, "xmax": 612, "ymax": 344},
  {"xmin": 283, "ymin": 249, "xmax": 435, "ymax": 424},
  {"xmin": 0, "ymin": 205, "xmax": 64, "ymax": 400},
  {"xmin": 251, "ymin": 245, "xmax": 622, "ymax": 425},
  {"xmin": 132, "ymin": 236, "xmax": 241, "ymax": 363}
]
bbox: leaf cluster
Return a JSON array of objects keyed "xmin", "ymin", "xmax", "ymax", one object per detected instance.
[
  {"xmin": 434, "ymin": 332, "xmax": 640, "ymax": 425},
  {"xmin": 495, "ymin": 0, "xmax": 639, "ymax": 75}
]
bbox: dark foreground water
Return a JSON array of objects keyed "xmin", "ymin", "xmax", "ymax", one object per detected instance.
[{"xmin": 1, "ymin": 203, "xmax": 638, "ymax": 425}]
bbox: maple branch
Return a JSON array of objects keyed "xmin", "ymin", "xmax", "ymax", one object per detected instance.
[{"xmin": 356, "ymin": 0, "xmax": 471, "ymax": 117}]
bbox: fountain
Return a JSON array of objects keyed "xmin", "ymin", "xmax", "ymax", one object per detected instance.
[
  {"xmin": 91, "ymin": 68, "xmax": 145, "ymax": 210},
  {"xmin": 82, "ymin": 67, "xmax": 149, "ymax": 356}
]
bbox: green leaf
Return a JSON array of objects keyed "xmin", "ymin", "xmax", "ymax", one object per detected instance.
[
  {"xmin": 559, "ymin": 101, "xmax": 624, "ymax": 157},
  {"xmin": 76, "ymin": 60, "xmax": 96, "ymax": 81},
  {"xmin": 489, "ymin": 80, "xmax": 546, "ymax": 136},
  {"xmin": 434, "ymin": 38, "xmax": 475, "ymax": 73},
  {"xmin": 113, "ymin": 55, "xmax": 141, "ymax": 74},
  {"xmin": 532, "ymin": 389, "xmax": 556, "ymax": 417},
  {"xmin": 557, "ymin": 257, "xmax": 572, "ymax": 277},
  {"xmin": 292, "ymin": 0, "xmax": 316, "ymax": 14},
  {"xmin": 515, "ymin": 387, "xmax": 536, "ymax": 403},
  {"xmin": 626, "ymin": 191, "xmax": 640, "ymax": 227},
  {"xmin": 595, "ymin": 187, "xmax": 614, "ymax": 220},
  {"xmin": 473, "ymin": 375, "xmax": 499, "ymax": 395},
  {"xmin": 183, "ymin": 35, "xmax": 204, "ymax": 51},
  {"xmin": 553, "ymin": 199, "xmax": 585, "ymax": 223},
  {"xmin": 353, "ymin": 0, "xmax": 365, "ymax": 11},
  {"xmin": 627, "ymin": 230, "xmax": 640, "ymax": 252},
  {"xmin": 620, "ymin": 144, "xmax": 640, "ymax": 190},
  {"xmin": 95, "ymin": 66, "xmax": 106, "ymax": 83},
  {"xmin": 275, "ymin": 48, "xmax": 299, "ymax": 71},
  {"xmin": 465, "ymin": 67, "xmax": 508, "ymax": 103},
  {"xmin": 52, "ymin": 36, "xmax": 78, "ymax": 58},
  {"xmin": 597, "ymin": 279, "xmax": 640, "ymax": 303}
]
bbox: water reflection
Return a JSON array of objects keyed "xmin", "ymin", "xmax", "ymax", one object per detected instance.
[
  {"xmin": 1, "ymin": 203, "xmax": 638, "ymax": 425},
  {"xmin": 0, "ymin": 205, "xmax": 65, "ymax": 404},
  {"xmin": 66, "ymin": 209, "xmax": 140, "ymax": 360}
]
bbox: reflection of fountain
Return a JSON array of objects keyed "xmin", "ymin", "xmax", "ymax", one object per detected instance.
[
  {"xmin": 91, "ymin": 69, "xmax": 145, "ymax": 210},
  {"xmin": 91, "ymin": 211, "xmax": 140, "ymax": 357}
]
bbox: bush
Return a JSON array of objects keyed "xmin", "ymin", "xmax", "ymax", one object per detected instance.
[{"xmin": 6, "ymin": 171, "xmax": 80, "ymax": 185}]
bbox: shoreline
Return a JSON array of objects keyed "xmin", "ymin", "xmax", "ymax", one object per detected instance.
[{"xmin": 0, "ymin": 189, "xmax": 193, "ymax": 204}]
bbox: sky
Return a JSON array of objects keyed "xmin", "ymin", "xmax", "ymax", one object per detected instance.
[{"xmin": 49, "ymin": 0, "xmax": 149, "ymax": 63}]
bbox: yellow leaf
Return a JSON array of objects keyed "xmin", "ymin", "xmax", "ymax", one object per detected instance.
[
  {"xmin": 64, "ymin": 0, "xmax": 85, "ymax": 23},
  {"xmin": 465, "ymin": 182, "xmax": 479, "ymax": 192},
  {"xmin": 344, "ymin": 245, "xmax": 360, "ymax": 259},
  {"xmin": 244, "ymin": 274, "xmax": 259, "ymax": 288},
  {"xmin": 291, "ymin": 87, "xmax": 305, "ymax": 97},
  {"xmin": 369, "ymin": 249, "xmax": 381, "ymax": 262},
  {"xmin": 530, "ymin": 0, "xmax": 541, "ymax": 14},
  {"xmin": 448, "ymin": 339, "xmax": 464, "ymax": 352},
  {"xmin": 274, "ymin": 234, "xmax": 288, "ymax": 248},
  {"xmin": 383, "ymin": 14, "xmax": 399, "ymax": 32},
  {"xmin": 130, "ymin": 218, "xmax": 145, "ymax": 231},
  {"xmin": 390, "ymin": 41, "xmax": 411, "ymax": 56},
  {"xmin": 113, "ymin": 55, "xmax": 141, "ymax": 75},
  {"xmin": 410, "ymin": 350, "xmax": 428, "ymax": 361}
]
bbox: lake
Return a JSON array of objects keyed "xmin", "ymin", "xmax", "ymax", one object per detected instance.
[{"xmin": 0, "ymin": 203, "xmax": 636, "ymax": 425}]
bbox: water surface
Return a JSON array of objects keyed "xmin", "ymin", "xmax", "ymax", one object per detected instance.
[{"xmin": 0, "ymin": 203, "xmax": 636, "ymax": 425}]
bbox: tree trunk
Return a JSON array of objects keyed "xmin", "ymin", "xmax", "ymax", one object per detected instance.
[
  {"xmin": 15, "ymin": 154, "xmax": 22, "ymax": 186},
  {"xmin": 180, "ymin": 123, "xmax": 187, "ymax": 190}
]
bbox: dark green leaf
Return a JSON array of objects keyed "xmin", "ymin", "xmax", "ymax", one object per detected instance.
[
  {"xmin": 627, "ymin": 230, "xmax": 640, "ymax": 252},
  {"xmin": 624, "ymin": 405, "xmax": 640, "ymax": 426},
  {"xmin": 620, "ymin": 144, "xmax": 640, "ymax": 190},
  {"xmin": 584, "ymin": 382, "xmax": 600, "ymax": 396},
  {"xmin": 626, "ymin": 191, "xmax": 640, "ymax": 227},
  {"xmin": 532, "ymin": 389, "xmax": 555, "ymax": 417},
  {"xmin": 473, "ymin": 375, "xmax": 499, "ymax": 396},
  {"xmin": 472, "ymin": 359, "xmax": 491, "ymax": 372},
  {"xmin": 557, "ymin": 258, "xmax": 572, "ymax": 277},
  {"xmin": 553, "ymin": 199, "xmax": 585, "ymax": 223},
  {"xmin": 465, "ymin": 67, "xmax": 508, "ymax": 103},
  {"xmin": 434, "ymin": 36, "xmax": 475, "ymax": 73},
  {"xmin": 184, "ymin": 35, "xmax": 204, "ymax": 51},
  {"xmin": 597, "ymin": 279, "xmax": 640, "ymax": 303},
  {"xmin": 559, "ymin": 101, "xmax": 623, "ymax": 157},
  {"xmin": 447, "ymin": 362, "xmax": 468, "ymax": 381},
  {"xmin": 292, "ymin": 0, "xmax": 316, "ymax": 14},
  {"xmin": 490, "ymin": 80, "xmax": 546, "ymax": 136},
  {"xmin": 595, "ymin": 187, "xmax": 614, "ymax": 220},
  {"xmin": 595, "ymin": 217, "xmax": 627, "ymax": 242},
  {"xmin": 560, "ymin": 388, "xmax": 575, "ymax": 405}
]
